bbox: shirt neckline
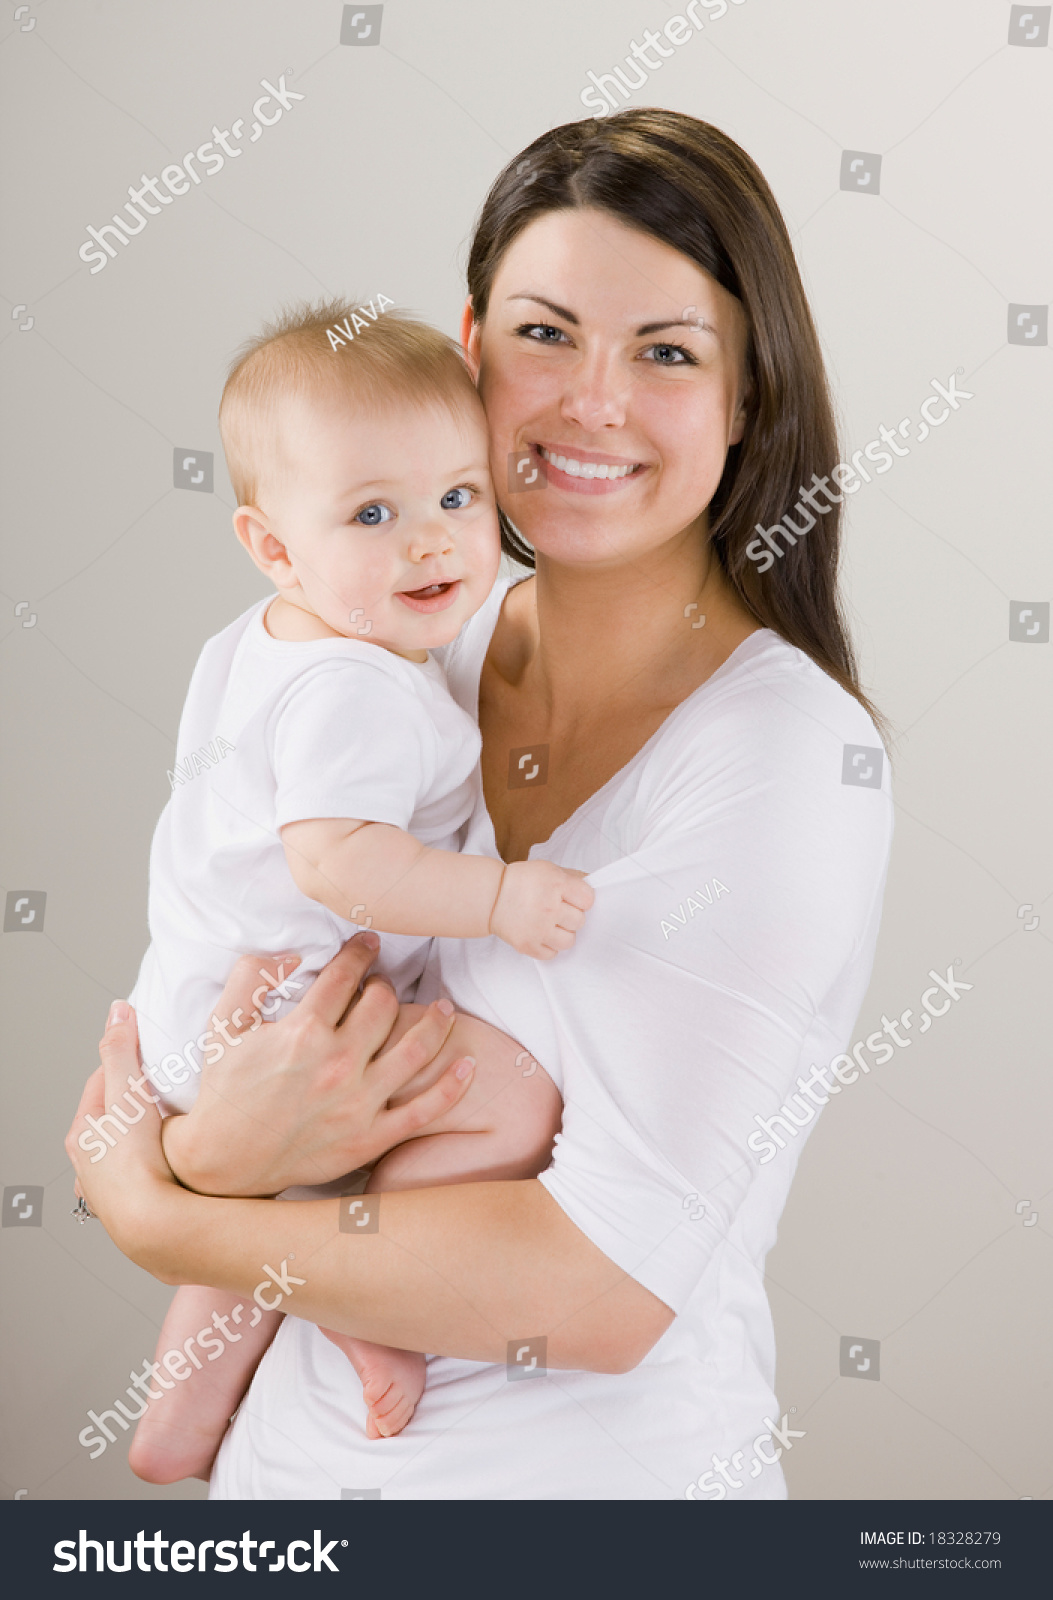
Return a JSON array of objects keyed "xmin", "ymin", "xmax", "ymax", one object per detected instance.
[
  {"xmin": 459, "ymin": 576, "xmax": 777, "ymax": 862},
  {"xmin": 249, "ymin": 597, "xmax": 439, "ymax": 675}
]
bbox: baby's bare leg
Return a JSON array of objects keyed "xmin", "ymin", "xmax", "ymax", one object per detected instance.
[
  {"xmin": 373, "ymin": 1006, "xmax": 562, "ymax": 1185},
  {"xmin": 128, "ymin": 1285, "xmax": 282, "ymax": 1484},
  {"xmin": 321, "ymin": 1007, "xmax": 562, "ymax": 1437}
]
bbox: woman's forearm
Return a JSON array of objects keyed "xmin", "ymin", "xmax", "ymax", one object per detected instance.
[{"xmin": 139, "ymin": 1179, "xmax": 672, "ymax": 1374}]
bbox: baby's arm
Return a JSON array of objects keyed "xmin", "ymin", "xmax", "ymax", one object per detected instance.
[
  {"xmin": 281, "ymin": 818, "xmax": 594, "ymax": 960},
  {"xmin": 127, "ymin": 1285, "xmax": 282, "ymax": 1485}
]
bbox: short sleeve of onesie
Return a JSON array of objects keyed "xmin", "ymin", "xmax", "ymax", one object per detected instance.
[{"xmin": 271, "ymin": 659, "xmax": 437, "ymax": 831}]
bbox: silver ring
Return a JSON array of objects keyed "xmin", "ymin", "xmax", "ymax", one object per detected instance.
[{"xmin": 72, "ymin": 1196, "xmax": 95, "ymax": 1224}]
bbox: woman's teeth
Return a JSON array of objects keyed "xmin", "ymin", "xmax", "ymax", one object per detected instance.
[{"xmin": 538, "ymin": 447, "xmax": 639, "ymax": 480}]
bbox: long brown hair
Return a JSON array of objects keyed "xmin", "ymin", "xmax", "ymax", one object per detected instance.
[{"xmin": 466, "ymin": 109, "xmax": 884, "ymax": 734}]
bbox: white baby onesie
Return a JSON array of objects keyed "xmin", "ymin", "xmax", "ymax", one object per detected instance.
[{"xmin": 129, "ymin": 596, "xmax": 481, "ymax": 1114}]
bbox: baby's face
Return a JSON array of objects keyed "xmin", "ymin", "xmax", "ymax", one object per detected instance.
[{"xmin": 268, "ymin": 392, "xmax": 501, "ymax": 656}]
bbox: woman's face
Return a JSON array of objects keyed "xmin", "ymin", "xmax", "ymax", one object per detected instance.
[{"xmin": 465, "ymin": 207, "xmax": 749, "ymax": 569}]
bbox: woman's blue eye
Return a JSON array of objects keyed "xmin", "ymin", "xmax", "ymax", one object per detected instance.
[
  {"xmin": 644, "ymin": 343, "xmax": 693, "ymax": 366},
  {"xmin": 354, "ymin": 503, "xmax": 393, "ymax": 526},
  {"xmin": 517, "ymin": 322, "xmax": 568, "ymax": 343},
  {"xmin": 441, "ymin": 487, "xmax": 473, "ymax": 510}
]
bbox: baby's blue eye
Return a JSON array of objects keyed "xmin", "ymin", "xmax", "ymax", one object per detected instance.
[
  {"xmin": 354, "ymin": 503, "xmax": 393, "ymax": 526},
  {"xmin": 440, "ymin": 487, "xmax": 473, "ymax": 511}
]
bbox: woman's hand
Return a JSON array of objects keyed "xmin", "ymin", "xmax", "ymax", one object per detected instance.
[
  {"xmin": 161, "ymin": 931, "xmax": 475, "ymax": 1198},
  {"xmin": 65, "ymin": 1004, "xmax": 179, "ymax": 1261}
]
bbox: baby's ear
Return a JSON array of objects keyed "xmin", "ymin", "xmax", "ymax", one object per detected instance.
[{"xmin": 233, "ymin": 507, "xmax": 295, "ymax": 585}]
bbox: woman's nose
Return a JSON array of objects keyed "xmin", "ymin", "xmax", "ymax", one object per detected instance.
[{"xmin": 560, "ymin": 353, "xmax": 628, "ymax": 432}]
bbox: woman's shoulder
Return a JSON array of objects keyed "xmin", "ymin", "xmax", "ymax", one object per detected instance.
[
  {"xmin": 636, "ymin": 627, "xmax": 891, "ymax": 835},
  {"xmin": 675, "ymin": 627, "xmax": 883, "ymax": 758}
]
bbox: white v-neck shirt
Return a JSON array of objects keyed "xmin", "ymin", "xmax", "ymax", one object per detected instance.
[{"xmin": 211, "ymin": 578, "xmax": 892, "ymax": 1501}]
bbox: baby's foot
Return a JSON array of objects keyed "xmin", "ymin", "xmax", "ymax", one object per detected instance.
[{"xmin": 319, "ymin": 1329, "xmax": 426, "ymax": 1439}]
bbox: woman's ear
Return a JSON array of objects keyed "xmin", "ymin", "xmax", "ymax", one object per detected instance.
[
  {"xmin": 728, "ymin": 378, "xmax": 752, "ymax": 448},
  {"xmin": 233, "ymin": 507, "xmax": 297, "ymax": 590},
  {"xmin": 460, "ymin": 296, "xmax": 481, "ymax": 379}
]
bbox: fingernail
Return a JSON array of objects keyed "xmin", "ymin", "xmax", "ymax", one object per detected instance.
[
  {"xmin": 359, "ymin": 931, "xmax": 380, "ymax": 951},
  {"xmin": 436, "ymin": 998, "xmax": 455, "ymax": 1017},
  {"xmin": 107, "ymin": 999, "xmax": 130, "ymax": 1027},
  {"xmin": 455, "ymin": 1057, "xmax": 476, "ymax": 1079}
]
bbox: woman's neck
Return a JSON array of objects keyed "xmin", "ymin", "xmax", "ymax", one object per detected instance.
[{"xmin": 521, "ymin": 531, "xmax": 758, "ymax": 718}]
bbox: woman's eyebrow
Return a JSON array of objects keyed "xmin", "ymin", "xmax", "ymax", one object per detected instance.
[
  {"xmin": 508, "ymin": 293, "xmax": 580, "ymax": 325},
  {"xmin": 635, "ymin": 316, "xmax": 714, "ymax": 338},
  {"xmin": 508, "ymin": 294, "xmax": 713, "ymax": 339}
]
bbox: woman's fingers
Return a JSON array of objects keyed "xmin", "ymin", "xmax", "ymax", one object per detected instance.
[
  {"xmin": 337, "ymin": 974, "xmax": 400, "ymax": 1056},
  {"xmin": 210, "ymin": 951, "xmax": 303, "ymax": 1038},
  {"xmin": 99, "ymin": 1000, "xmax": 142, "ymax": 1096},
  {"xmin": 376, "ymin": 1056, "xmax": 475, "ymax": 1146},
  {"xmin": 64, "ymin": 1064, "xmax": 107, "ymax": 1166},
  {"xmin": 301, "ymin": 933, "xmax": 380, "ymax": 1028},
  {"xmin": 370, "ymin": 999, "xmax": 457, "ymax": 1101}
]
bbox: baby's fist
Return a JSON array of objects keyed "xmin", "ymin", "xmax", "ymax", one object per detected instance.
[{"xmin": 490, "ymin": 860, "xmax": 595, "ymax": 959}]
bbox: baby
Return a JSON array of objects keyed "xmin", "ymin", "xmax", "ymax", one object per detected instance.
[{"xmin": 126, "ymin": 300, "xmax": 591, "ymax": 1481}]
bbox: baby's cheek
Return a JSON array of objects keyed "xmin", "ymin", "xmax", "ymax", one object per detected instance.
[{"xmin": 339, "ymin": 548, "xmax": 400, "ymax": 610}]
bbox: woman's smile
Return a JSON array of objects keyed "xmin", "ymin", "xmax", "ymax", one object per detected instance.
[{"xmin": 534, "ymin": 442, "xmax": 648, "ymax": 494}]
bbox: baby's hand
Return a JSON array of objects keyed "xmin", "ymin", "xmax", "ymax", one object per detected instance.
[{"xmin": 489, "ymin": 860, "xmax": 595, "ymax": 960}]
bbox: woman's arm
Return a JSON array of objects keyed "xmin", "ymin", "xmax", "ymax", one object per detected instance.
[{"xmin": 67, "ymin": 1002, "xmax": 674, "ymax": 1375}]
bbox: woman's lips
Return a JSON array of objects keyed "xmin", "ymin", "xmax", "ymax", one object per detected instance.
[
  {"xmin": 395, "ymin": 579, "xmax": 462, "ymax": 614},
  {"xmin": 535, "ymin": 444, "xmax": 647, "ymax": 496}
]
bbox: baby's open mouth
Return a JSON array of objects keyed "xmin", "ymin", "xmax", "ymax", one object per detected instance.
[{"xmin": 396, "ymin": 579, "xmax": 462, "ymax": 613}]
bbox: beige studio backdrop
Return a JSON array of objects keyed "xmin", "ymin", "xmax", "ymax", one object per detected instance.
[{"xmin": 1, "ymin": 0, "xmax": 1050, "ymax": 1502}]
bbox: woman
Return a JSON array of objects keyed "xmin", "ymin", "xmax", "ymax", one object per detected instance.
[{"xmin": 67, "ymin": 110, "xmax": 892, "ymax": 1499}]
